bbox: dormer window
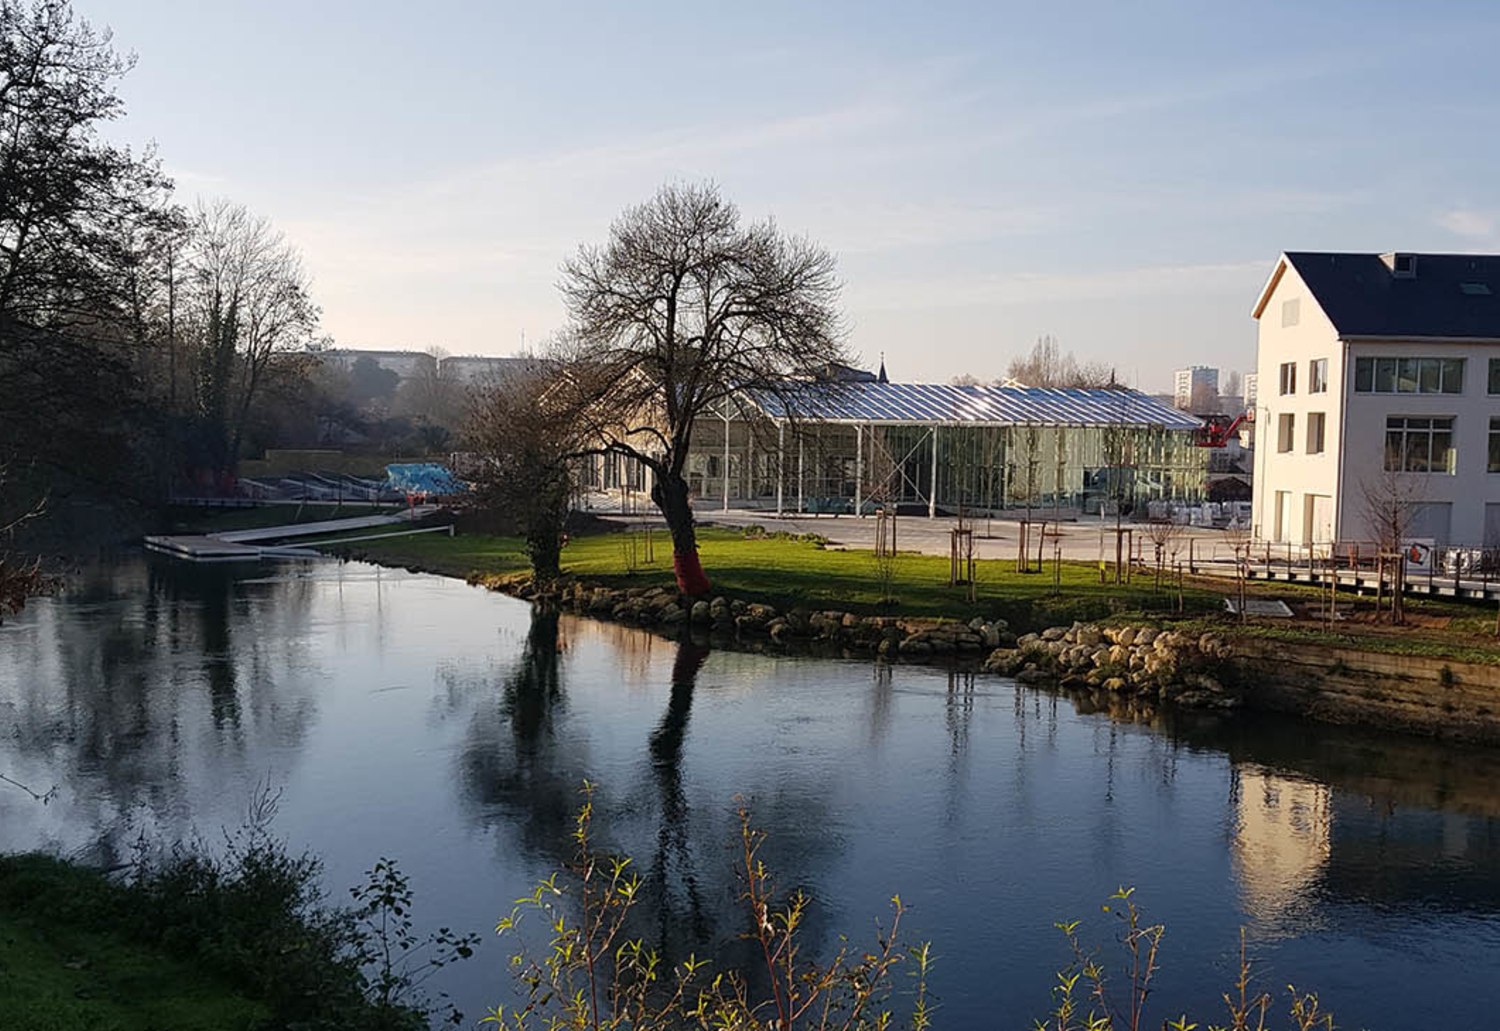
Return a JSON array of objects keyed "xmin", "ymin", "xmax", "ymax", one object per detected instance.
[{"xmin": 1392, "ymin": 253, "xmax": 1417, "ymax": 278}]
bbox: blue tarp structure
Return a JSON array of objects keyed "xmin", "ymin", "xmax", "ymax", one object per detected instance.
[{"xmin": 385, "ymin": 463, "xmax": 466, "ymax": 496}]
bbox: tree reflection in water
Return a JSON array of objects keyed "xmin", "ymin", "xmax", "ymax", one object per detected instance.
[{"xmin": 646, "ymin": 639, "xmax": 711, "ymax": 949}]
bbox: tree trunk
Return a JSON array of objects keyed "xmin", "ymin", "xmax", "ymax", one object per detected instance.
[{"xmin": 652, "ymin": 470, "xmax": 710, "ymax": 595}]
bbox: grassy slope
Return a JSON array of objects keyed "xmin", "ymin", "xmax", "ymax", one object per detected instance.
[
  {"xmin": 340, "ymin": 525, "xmax": 1500, "ymax": 663},
  {"xmin": 0, "ymin": 855, "xmax": 267, "ymax": 1031}
]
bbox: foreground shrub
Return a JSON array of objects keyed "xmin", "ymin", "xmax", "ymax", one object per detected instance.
[
  {"xmin": 487, "ymin": 784, "xmax": 1340, "ymax": 1031},
  {"xmin": 123, "ymin": 786, "xmax": 475, "ymax": 1029}
]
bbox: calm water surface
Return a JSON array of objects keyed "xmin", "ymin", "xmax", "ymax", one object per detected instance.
[{"xmin": 3, "ymin": 556, "xmax": 1500, "ymax": 1028}]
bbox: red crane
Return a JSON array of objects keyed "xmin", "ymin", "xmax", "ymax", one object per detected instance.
[{"xmin": 1194, "ymin": 409, "xmax": 1252, "ymax": 447}]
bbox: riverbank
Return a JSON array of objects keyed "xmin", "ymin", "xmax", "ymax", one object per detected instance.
[
  {"xmin": 334, "ymin": 524, "xmax": 1500, "ymax": 740},
  {"xmin": 0, "ymin": 855, "xmax": 268, "ymax": 1030},
  {"xmin": 337, "ymin": 523, "xmax": 1500, "ymax": 662}
]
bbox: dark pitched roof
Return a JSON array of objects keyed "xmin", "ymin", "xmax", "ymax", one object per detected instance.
[{"xmin": 1280, "ymin": 251, "xmax": 1500, "ymax": 339}]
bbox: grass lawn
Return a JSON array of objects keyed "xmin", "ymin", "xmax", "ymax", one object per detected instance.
[
  {"xmin": 0, "ymin": 855, "xmax": 268, "ymax": 1031},
  {"xmin": 339, "ymin": 525, "xmax": 1223, "ymax": 629},
  {"xmin": 336, "ymin": 524, "xmax": 1500, "ymax": 663}
]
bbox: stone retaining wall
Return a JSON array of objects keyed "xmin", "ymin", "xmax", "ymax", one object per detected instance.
[{"xmin": 1226, "ymin": 638, "xmax": 1500, "ymax": 742}]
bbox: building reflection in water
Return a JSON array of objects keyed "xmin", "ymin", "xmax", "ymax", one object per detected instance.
[{"xmin": 1229, "ymin": 765, "xmax": 1332, "ymax": 932}]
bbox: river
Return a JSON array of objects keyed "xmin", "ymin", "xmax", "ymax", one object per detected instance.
[{"xmin": 3, "ymin": 556, "xmax": 1499, "ymax": 1027}]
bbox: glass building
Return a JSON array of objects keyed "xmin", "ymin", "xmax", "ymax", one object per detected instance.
[{"xmin": 684, "ymin": 381, "xmax": 1207, "ymax": 516}]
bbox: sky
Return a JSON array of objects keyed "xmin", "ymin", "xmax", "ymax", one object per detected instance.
[{"xmin": 97, "ymin": 0, "xmax": 1500, "ymax": 391}]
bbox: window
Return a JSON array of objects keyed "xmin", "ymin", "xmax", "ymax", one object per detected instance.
[
  {"xmin": 1384, "ymin": 416, "xmax": 1455, "ymax": 473},
  {"xmin": 1277, "ymin": 413, "xmax": 1295, "ymax": 453},
  {"xmin": 1489, "ymin": 358, "xmax": 1500, "ymax": 395},
  {"xmin": 1306, "ymin": 412, "xmax": 1326, "ymax": 454},
  {"xmin": 1490, "ymin": 417, "xmax": 1500, "ymax": 473},
  {"xmin": 1281, "ymin": 298, "xmax": 1300, "ymax": 327},
  {"xmin": 1279, "ymin": 361, "xmax": 1296, "ymax": 395},
  {"xmin": 1353, "ymin": 357, "xmax": 1463, "ymax": 393},
  {"xmin": 1309, "ymin": 358, "xmax": 1327, "ymax": 393}
]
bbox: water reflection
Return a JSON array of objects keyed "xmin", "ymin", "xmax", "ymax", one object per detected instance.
[
  {"xmin": 4, "ymin": 558, "xmax": 1500, "ymax": 1028},
  {"xmin": 0, "ymin": 558, "xmax": 321, "ymax": 861},
  {"xmin": 646, "ymin": 640, "xmax": 710, "ymax": 948}
]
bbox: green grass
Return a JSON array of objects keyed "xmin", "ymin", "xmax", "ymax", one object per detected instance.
[
  {"xmin": 0, "ymin": 855, "xmax": 268, "ymax": 1031},
  {"xmin": 341, "ymin": 525, "xmax": 1500, "ymax": 662},
  {"xmin": 342, "ymin": 526, "xmax": 1220, "ymax": 629}
]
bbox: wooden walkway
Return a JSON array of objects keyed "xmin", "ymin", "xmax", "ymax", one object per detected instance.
[{"xmin": 145, "ymin": 507, "xmax": 440, "ymax": 562}]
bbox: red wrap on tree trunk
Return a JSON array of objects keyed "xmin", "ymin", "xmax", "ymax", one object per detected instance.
[{"xmin": 672, "ymin": 550, "xmax": 711, "ymax": 596}]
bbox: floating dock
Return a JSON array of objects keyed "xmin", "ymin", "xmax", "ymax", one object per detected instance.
[{"xmin": 145, "ymin": 506, "xmax": 442, "ymax": 562}]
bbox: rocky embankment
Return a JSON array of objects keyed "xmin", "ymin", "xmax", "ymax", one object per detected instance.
[
  {"xmin": 984, "ymin": 624, "xmax": 1242, "ymax": 709},
  {"xmin": 500, "ymin": 579, "xmax": 1237, "ymax": 710},
  {"xmin": 505, "ymin": 577, "xmax": 1017, "ymax": 657}
]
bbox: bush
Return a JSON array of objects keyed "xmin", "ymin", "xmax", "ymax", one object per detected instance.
[
  {"xmin": 116, "ymin": 785, "xmax": 475, "ymax": 1029},
  {"xmin": 486, "ymin": 785, "xmax": 1341, "ymax": 1031}
]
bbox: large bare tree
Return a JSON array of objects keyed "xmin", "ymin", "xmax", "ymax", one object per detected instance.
[
  {"xmin": 555, "ymin": 181, "xmax": 846, "ymax": 593},
  {"xmin": 184, "ymin": 198, "xmax": 319, "ymax": 472}
]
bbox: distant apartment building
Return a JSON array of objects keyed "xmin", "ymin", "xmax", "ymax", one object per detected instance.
[
  {"xmin": 1251, "ymin": 251, "xmax": 1500, "ymax": 547},
  {"xmin": 320, "ymin": 348, "xmax": 435, "ymax": 381},
  {"xmin": 1243, "ymin": 372, "xmax": 1259, "ymax": 410},
  {"xmin": 439, "ymin": 354, "xmax": 543, "ymax": 386},
  {"xmin": 319, "ymin": 349, "xmax": 543, "ymax": 389},
  {"xmin": 1173, "ymin": 365, "xmax": 1219, "ymax": 411}
]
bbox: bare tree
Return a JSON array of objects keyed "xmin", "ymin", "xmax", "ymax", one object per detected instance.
[
  {"xmin": 1223, "ymin": 369, "xmax": 1243, "ymax": 401},
  {"xmin": 1145, "ymin": 518, "xmax": 1183, "ymax": 590},
  {"xmin": 1004, "ymin": 335, "xmax": 1112, "ymax": 388},
  {"xmin": 1223, "ymin": 522, "xmax": 1252, "ymax": 622},
  {"xmin": 184, "ymin": 199, "xmax": 319, "ymax": 471},
  {"xmin": 1009, "ymin": 423, "xmax": 1045, "ymax": 571},
  {"xmin": 553, "ymin": 181, "xmax": 846, "ymax": 594},
  {"xmin": 949, "ymin": 372, "xmax": 984, "ymax": 386},
  {"xmin": 467, "ymin": 366, "xmax": 586, "ymax": 580},
  {"xmin": 1359, "ymin": 468, "xmax": 1428, "ymax": 623}
]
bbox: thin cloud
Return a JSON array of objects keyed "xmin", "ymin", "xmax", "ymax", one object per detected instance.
[{"xmin": 1439, "ymin": 208, "xmax": 1496, "ymax": 240}]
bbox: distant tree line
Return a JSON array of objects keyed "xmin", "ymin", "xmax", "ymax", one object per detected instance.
[
  {"xmin": 950, "ymin": 335, "xmax": 1115, "ymax": 389},
  {"xmin": 0, "ymin": 1, "xmax": 471, "ymax": 559}
]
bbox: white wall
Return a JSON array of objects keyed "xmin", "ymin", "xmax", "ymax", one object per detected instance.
[
  {"xmin": 1338, "ymin": 341, "xmax": 1500, "ymax": 545},
  {"xmin": 1252, "ymin": 262, "xmax": 1343, "ymax": 545}
]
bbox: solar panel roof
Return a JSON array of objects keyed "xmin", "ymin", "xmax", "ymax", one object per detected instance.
[{"xmin": 748, "ymin": 382, "xmax": 1201, "ymax": 430}]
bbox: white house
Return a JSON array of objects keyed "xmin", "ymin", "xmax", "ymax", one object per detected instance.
[{"xmin": 1251, "ymin": 251, "xmax": 1500, "ymax": 548}]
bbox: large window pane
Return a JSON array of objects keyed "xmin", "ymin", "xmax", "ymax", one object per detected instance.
[
  {"xmin": 1432, "ymin": 430, "xmax": 1454, "ymax": 473},
  {"xmin": 1375, "ymin": 358, "xmax": 1397, "ymax": 392},
  {"xmin": 1385, "ymin": 431, "xmax": 1403, "ymax": 470},
  {"xmin": 1490, "ymin": 358, "xmax": 1500, "ymax": 395},
  {"xmin": 1398, "ymin": 358, "xmax": 1420, "ymax": 392},
  {"xmin": 1406, "ymin": 430, "xmax": 1429, "ymax": 471},
  {"xmin": 1355, "ymin": 357, "xmax": 1374, "ymax": 392},
  {"xmin": 1490, "ymin": 417, "xmax": 1500, "ymax": 473},
  {"xmin": 1442, "ymin": 359, "xmax": 1465, "ymax": 394},
  {"xmin": 1419, "ymin": 358, "xmax": 1441, "ymax": 393}
]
